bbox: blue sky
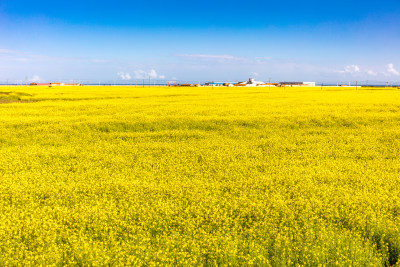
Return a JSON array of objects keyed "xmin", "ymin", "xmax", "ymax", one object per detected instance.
[{"xmin": 1, "ymin": 0, "xmax": 400, "ymax": 83}]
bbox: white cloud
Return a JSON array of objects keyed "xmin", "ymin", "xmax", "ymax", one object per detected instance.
[
  {"xmin": 366, "ymin": 70, "xmax": 377, "ymax": 76},
  {"xmin": 117, "ymin": 72, "xmax": 132, "ymax": 80},
  {"xmin": 148, "ymin": 69, "xmax": 158, "ymax": 78},
  {"xmin": 30, "ymin": 75, "xmax": 41, "ymax": 83},
  {"xmin": 342, "ymin": 65, "xmax": 360, "ymax": 74},
  {"xmin": 386, "ymin": 63, "xmax": 399, "ymax": 76},
  {"xmin": 133, "ymin": 69, "xmax": 165, "ymax": 79}
]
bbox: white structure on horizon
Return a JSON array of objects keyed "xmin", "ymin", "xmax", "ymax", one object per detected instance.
[
  {"xmin": 280, "ymin": 82, "xmax": 316, "ymax": 87},
  {"xmin": 237, "ymin": 78, "xmax": 267, "ymax": 87},
  {"xmin": 303, "ymin": 82, "xmax": 316, "ymax": 87}
]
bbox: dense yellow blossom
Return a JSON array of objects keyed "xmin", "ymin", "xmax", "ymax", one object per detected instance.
[{"xmin": 0, "ymin": 85, "xmax": 399, "ymax": 265}]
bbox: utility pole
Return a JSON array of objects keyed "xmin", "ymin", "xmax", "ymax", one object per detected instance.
[
  {"xmin": 148, "ymin": 76, "xmax": 151, "ymax": 87},
  {"xmin": 356, "ymin": 81, "xmax": 358, "ymax": 90},
  {"xmin": 269, "ymin": 78, "xmax": 271, "ymax": 89},
  {"xmin": 143, "ymin": 79, "xmax": 144, "ymax": 87}
]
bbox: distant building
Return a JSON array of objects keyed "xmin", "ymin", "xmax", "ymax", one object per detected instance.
[
  {"xmin": 223, "ymin": 83, "xmax": 234, "ymax": 87},
  {"xmin": 279, "ymin": 82, "xmax": 315, "ymax": 87},
  {"xmin": 30, "ymin": 82, "xmax": 82, "ymax": 86},
  {"xmin": 178, "ymin": 84, "xmax": 200, "ymax": 87},
  {"xmin": 264, "ymin": 83, "xmax": 279, "ymax": 87},
  {"xmin": 52, "ymin": 83, "xmax": 82, "ymax": 86},
  {"xmin": 30, "ymin": 83, "xmax": 51, "ymax": 86},
  {"xmin": 205, "ymin": 79, "xmax": 281, "ymax": 87},
  {"xmin": 303, "ymin": 82, "xmax": 316, "ymax": 86},
  {"xmin": 279, "ymin": 82, "xmax": 303, "ymax": 86},
  {"xmin": 205, "ymin": 82, "xmax": 226, "ymax": 87},
  {"xmin": 235, "ymin": 78, "xmax": 267, "ymax": 87}
]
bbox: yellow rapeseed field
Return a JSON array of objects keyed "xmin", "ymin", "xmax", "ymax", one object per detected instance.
[{"xmin": 0, "ymin": 85, "xmax": 399, "ymax": 265}]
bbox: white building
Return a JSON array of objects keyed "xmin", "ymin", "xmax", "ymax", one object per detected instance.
[
  {"xmin": 303, "ymin": 82, "xmax": 316, "ymax": 87},
  {"xmin": 236, "ymin": 78, "xmax": 266, "ymax": 87}
]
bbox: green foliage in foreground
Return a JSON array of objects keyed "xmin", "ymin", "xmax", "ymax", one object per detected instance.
[{"xmin": 0, "ymin": 86, "xmax": 399, "ymax": 266}]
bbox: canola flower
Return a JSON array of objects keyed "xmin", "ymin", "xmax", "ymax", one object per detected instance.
[{"xmin": 0, "ymin": 85, "xmax": 399, "ymax": 265}]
